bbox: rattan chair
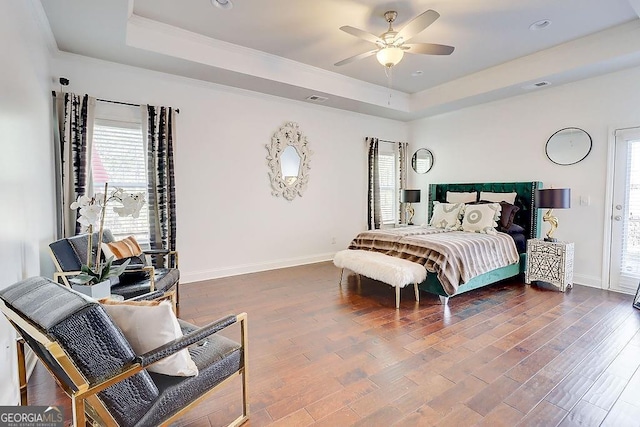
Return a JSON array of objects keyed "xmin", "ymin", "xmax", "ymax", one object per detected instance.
[{"xmin": 0, "ymin": 277, "xmax": 248, "ymax": 427}]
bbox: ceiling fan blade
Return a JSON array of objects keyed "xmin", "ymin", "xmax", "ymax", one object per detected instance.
[
  {"xmin": 396, "ymin": 10, "xmax": 440, "ymax": 42},
  {"xmin": 334, "ymin": 49, "xmax": 378, "ymax": 66},
  {"xmin": 404, "ymin": 43, "xmax": 455, "ymax": 55},
  {"xmin": 339, "ymin": 26, "xmax": 382, "ymax": 44}
]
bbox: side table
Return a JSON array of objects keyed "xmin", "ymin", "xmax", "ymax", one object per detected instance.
[{"xmin": 525, "ymin": 239, "xmax": 574, "ymax": 292}]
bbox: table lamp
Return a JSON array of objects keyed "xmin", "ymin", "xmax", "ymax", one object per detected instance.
[
  {"xmin": 401, "ymin": 189, "xmax": 421, "ymax": 225},
  {"xmin": 535, "ymin": 188, "xmax": 571, "ymax": 241}
]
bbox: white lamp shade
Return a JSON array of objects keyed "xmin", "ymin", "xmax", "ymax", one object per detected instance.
[{"xmin": 376, "ymin": 47, "xmax": 404, "ymax": 67}]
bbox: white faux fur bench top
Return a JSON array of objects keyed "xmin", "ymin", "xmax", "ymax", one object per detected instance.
[{"xmin": 333, "ymin": 249, "xmax": 427, "ymax": 289}]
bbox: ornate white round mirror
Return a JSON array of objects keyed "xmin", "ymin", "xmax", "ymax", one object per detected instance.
[
  {"xmin": 545, "ymin": 127, "xmax": 592, "ymax": 165},
  {"xmin": 411, "ymin": 148, "xmax": 434, "ymax": 174}
]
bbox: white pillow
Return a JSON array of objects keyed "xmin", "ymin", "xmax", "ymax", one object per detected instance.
[
  {"xmin": 101, "ymin": 300, "xmax": 199, "ymax": 377},
  {"xmin": 446, "ymin": 191, "xmax": 477, "ymax": 203},
  {"xmin": 430, "ymin": 202, "xmax": 464, "ymax": 230},
  {"xmin": 480, "ymin": 191, "xmax": 517, "ymax": 204},
  {"xmin": 461, "ymin": 203, "xmax": 501, "ymax": 234}
]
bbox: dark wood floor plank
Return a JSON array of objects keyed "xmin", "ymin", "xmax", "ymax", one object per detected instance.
[
  {"xmin": 476, "ymin": 402, "xmax": 525, "ymax": 427},
  {"xmin": 22, "ymin": 261, "xmax": 638, "ymax": 426},
  {"xmin": 515, "ymin": 400, "xmax": 567, "ymax": 426},
  {"xmin": 465, "ymin": 375, "xmax": 521, "ymax": 416},
  {"xmin": 544, "ymin": 370, "xmax": 596, "ymax": 411}
]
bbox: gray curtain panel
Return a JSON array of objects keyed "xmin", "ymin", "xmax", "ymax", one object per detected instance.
[
  {"xmin": 367, "ymin": 137, "xmax": 381, "ymax": 230},
  {"xmin": 52, "ymin": 92, "xmax": 96, "ymax": 238},
  {"xmin": 142, "ymin": 105, "xmax": 177, "ymax": 260}
]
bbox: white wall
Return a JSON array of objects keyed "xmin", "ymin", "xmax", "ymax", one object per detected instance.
[
  {"xmin": 0, "ymin": 0, "xmax": 55, "ymax": 405},
  {"xmin": 52, "ymin": 55, "xmax": 408, "ymax": 283},
  {"xmin": 409, "ymin": 66, "xmax": 640, "ymax": 290}
]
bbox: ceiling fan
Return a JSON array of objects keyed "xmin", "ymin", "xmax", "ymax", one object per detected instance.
[{"xmin": 335, "ymin": 9, "xmax": 454, "ymax": 68}]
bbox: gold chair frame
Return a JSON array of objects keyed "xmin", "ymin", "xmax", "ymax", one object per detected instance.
[
  {"xmin": 2, "ymin": 298, "xmax": 248, "ymax": 427},
  {"xmin": 48, "ymin": 247, "xmax": 180, "ymax": 311}
]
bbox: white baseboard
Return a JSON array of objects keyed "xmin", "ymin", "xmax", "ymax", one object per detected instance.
[
  {"xmin": 573, "ymin": 273, "xmax": 603, "ymax": 289},
  {"xmin": 181, "ymin": 252, "xmax": 336, "ymax": 283}
]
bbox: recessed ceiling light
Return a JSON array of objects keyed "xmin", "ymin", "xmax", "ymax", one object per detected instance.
[
  {"xmin": 411, "ymin": 70, "xmax": 424, "ymax": 77},
  {"xmin": 529, "ymin": 19, "xmax": 551, "ymax": 31},
  {"xmin": 211, "ymin": 0, "xmax": 233, "ymax": 10}
]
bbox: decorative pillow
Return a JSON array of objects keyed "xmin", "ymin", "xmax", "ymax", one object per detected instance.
[
  {"xmin": 497, "ymin": 201, "xmax": 520, "ymax": 230},
  {"xmin": 430, "ymin": 202, "xmax": 464, "ymax": 230},
  {"xmin": 479, "ymin": 191, "xmax": 517, "ymax": 204},
  {"xmin": 461, "ymin": 203, "xmax": 501, "ymax": 234},
  {"xmin": 446, "ymin": 191, "xmax": 477, "ymax": 203},
  {"xmin": 102, "ymin": 235, "xmax": 143, "ymax": 261},
  {"xmin": 100, "ymin": 299, "xmax": 199, "ymax": 377}
]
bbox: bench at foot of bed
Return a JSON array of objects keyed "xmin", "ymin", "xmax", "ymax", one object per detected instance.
[{"xmin": 333, "ymin": 249, "xmax": 427, "ymax": 309}]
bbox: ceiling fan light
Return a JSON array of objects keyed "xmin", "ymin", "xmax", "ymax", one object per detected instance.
[
  {"xmin": 211, "ymin": 0, "xmax": 233, "ymax": 10},
  {"xmin": 376, "ymin": 47, "xmax": 404, "ymax": 67}
]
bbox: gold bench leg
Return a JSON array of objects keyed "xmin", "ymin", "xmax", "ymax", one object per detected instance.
[
  {"xmin": 395, "ymin": 286, "xmax": 400, "ymax": 309},
  {"xmin": 414, "ymin": 283, "xmax": 420, "ymax": 303}
]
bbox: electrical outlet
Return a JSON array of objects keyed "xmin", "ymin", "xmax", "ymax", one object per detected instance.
[{"xmin": 331, "ymin": 237, "xmax": 336, "ymax": 245}]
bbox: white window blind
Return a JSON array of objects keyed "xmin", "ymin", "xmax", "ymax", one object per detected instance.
[
  {"xmin": 379, "ymin": 152, "xmax": 397, "ymax": 225},
  {"xmin": 621, "ymin": 139, "xmax": 640, "ymax": 276},
  {"xmin": 92, "ymin": 119, "xmax": 151, "ymax": 247}
]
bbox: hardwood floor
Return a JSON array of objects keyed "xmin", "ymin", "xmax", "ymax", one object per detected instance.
[{"xmin": 27, "ymin": 261, "xmax": 640, "ymax": 426}]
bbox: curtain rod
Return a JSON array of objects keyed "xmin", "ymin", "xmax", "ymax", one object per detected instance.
[
  {"xmin": 97, "ymin": 98, "xmax": 180, "ymax": 114},
  {"xmin": 54, "ymin": 77, "xmax": 180, "ymax": 113},
  {"xmin": 375, "ymin": 139, "xmax": 406, "ymax": 144}
]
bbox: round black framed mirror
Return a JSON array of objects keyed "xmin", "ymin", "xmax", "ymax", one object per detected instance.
[
  {"xmin": 545, "ymin": 127, "xmax": 592, "ymax": 165},
  {"xmin": 411, "ymin": 148, "xmax": 434, "ymax": 174}
]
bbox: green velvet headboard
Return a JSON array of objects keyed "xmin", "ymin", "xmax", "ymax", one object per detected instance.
[{"xmin": 427, "ymin": 181, "xmax": 543, "ymax": 240}]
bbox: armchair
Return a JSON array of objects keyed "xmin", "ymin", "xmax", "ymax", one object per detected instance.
[
  {"xmin": 49, "ymin": 230, "xmax": 180, "ymax": 307},
  {"xmin": 0, "ymin": 277, "xmax": 249, "ymax": 427}
]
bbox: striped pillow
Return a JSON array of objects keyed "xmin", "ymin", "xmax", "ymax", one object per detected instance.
[{"xmin": 102, "ymin": 236, "xmax": 143, "ymax": 261}]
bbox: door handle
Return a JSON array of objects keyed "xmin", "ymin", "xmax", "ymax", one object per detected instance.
[{"xmin": 614, "ymin": 215, "xmax": 622, "ymax": 221}]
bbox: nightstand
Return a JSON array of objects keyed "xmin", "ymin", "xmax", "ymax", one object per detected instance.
[{"xmin": 525, "ymin": 239, "xmax": 574, "ymax": 292}]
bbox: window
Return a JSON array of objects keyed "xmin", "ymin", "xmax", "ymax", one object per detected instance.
[
  {"xmin": 378, "ymin": 145, "xmax": 398, "ymax": 225},
  {"xmin": 91, "ymin": 104, "xmax": 150, "ymax": 246}
]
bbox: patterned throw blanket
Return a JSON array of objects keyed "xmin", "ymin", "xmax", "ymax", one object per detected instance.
[{"xmin": 348, "ymin": 227, "xmax": 519, "ymax": 295}]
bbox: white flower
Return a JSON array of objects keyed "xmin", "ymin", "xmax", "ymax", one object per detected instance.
[
  {"xmin": 77, "ymin": 204, "xmax": 101, "ymax": 227},
  {"xmin": 113, "ymin": 192, "xmax": 145, "ymax": 218},
  {"xmin": 70, "ymin": 194, "xmax": 91, "ymax": 210}
]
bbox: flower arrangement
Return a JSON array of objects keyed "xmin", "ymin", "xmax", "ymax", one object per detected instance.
[{"xmin": 69, "ymin": 183, "xmax": 146, "ymax": 286}]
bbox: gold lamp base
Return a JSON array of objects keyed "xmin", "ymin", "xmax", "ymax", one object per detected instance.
[
  {"xmin": 543, "ymin": 208, "xmax": 559, "ymax": 242},
  {"xmin": 406, "ymin": 203, "xmax": 415, "ymax": 225}
]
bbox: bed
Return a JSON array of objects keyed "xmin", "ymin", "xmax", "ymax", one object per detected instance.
[{"xmin": 347, "ymin": 181, "xmax": 542, "ymax": 302}]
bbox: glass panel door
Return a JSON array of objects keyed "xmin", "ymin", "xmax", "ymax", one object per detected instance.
[{"xmin": 610, "ymin": 128, "xmax": 640, "ymax": 291}]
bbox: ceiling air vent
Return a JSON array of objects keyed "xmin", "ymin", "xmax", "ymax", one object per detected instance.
[
  {"xmin": 522, "ymin": 81, "xmax": 551, "ymax": 90},
  {"xmin": 306, "ymin": 95, "xmax": 329, "ymax": 103}
]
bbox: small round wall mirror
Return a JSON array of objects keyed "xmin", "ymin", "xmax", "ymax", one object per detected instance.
[
  {"xmin": 411, "ymin": 148, "xmax": 434, "ymax": 173},
  {"xmin": 546, "ymin": 127, "xmax": 592, "ymax": 165}
]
